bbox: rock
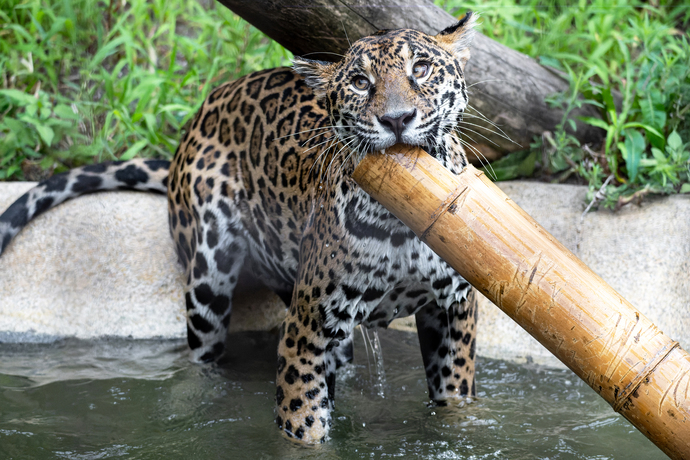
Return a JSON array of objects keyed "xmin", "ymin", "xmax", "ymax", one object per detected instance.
[
  {"xmin": 1, "ymin": 181, "xmax": 688, "ymax": 369},
  {"xmin": 0, "ymin": 183, "xmax": 284, "ymax": 342},
  {"xmin": 480, "ymin": 182, "xmax": 690, "ymax": 366}
]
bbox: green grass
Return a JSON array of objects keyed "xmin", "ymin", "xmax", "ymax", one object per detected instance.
[
  {"xmin": 1, "ymin": 0, "xmax": 689, "ymax": 208},
  {"xmin": 0, "ymin": 0, "xmax": 290, "ymax": 179},
  {"xmin": 439, "ymin": 0, "xmax": 690, "ymax": 207}
]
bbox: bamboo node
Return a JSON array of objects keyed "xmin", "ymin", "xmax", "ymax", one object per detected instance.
[
  {"xmin": 612, "ymin": 340, "xmax": 680, "ymax": 413},
  {"xmin": 420, "ymin": 185, "xmax": 469, "ymax": 242}
]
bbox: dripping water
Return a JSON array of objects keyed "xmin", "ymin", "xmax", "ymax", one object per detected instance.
[
  {"xmin": 371, "ymin": 329, "xmax": 387, "ymax": 398},
  {"xmin": 359, "ymin": 326, "xmax": 372, "ymax": 373},
  {"xmin": 360, "ymin": 326, "xmax": 387, "ymax": 398}
]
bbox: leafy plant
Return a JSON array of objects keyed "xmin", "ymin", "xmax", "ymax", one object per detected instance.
[
  {"xmin": 573, "ymin": 18, "xmax": 690, "ymax": 207},
  {"xmin": 0, "ymin": 89, "xmax": 82, "ymax": 179},
  {"xmin": 2, "ymin": 0, "xmax": 690, "ymax": 207},
  {"xmin": 482, "ymin": 149, "xmax": 537, "ymax": 181},
  {"xmin": 441, "ymin": 0, "xmax": 690, "ymax": 208},
  {"xmin": 0, "ymin": 0, "xmax": 291, "ymax": 180}
]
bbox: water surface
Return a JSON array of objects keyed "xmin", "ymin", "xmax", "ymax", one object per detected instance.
[{"xmin": 0, "ymin": 329, "xmax": 665, "ymax": 459}]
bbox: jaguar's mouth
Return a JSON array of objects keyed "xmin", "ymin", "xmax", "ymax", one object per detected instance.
[
  {"xmin": 366, "ymin": 137, "xmax": 432, "ymax": 155},
  {"xmin": 366, "ymin": 143, "xmax": 441, "ymax": 162}
]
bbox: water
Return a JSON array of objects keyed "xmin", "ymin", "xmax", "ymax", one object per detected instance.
[
  {"xmin": 0, "ymin": 329, "xmax": 666, "ymax": 459},
  {"xmin": 360, "ymin": 328, "xmax": 386, "ymax": 398}
]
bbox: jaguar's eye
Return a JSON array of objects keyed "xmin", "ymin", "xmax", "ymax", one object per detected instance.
[
  {"xmin": 412, "ymin": 61, "xmax": 431, "ymax": 79},
  {"xmin": 352, "ymin": 76, "xmax": 371, "ymax": 91}
]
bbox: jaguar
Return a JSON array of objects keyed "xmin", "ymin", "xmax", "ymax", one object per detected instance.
[{"xmin": 0, "ymin": 12, "xmax": 479, "ymax": 443}]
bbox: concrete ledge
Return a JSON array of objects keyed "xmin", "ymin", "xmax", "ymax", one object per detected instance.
[
  {"xmin": 480, "ymin": 183, "xmax": 690, "ymax": 365},
  {"xmin": 1, "ymin": 181, "xmax": 689, "ymax": 366},
  {"xmin": 0, "ymin": 184, "xmax": 284, "ymax": 341}
]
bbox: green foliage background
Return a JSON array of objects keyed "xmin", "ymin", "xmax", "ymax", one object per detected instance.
[
  {"xmin": 1, "ymin": 0, "xmax": 689, "ymax": 208},
  {"xmin": 441, "ymin": 0, "xmax": 690, "ymax": 207},
  {"xmin": 0, "ymin": 0, "xmax": 290, "ymax": 179}
]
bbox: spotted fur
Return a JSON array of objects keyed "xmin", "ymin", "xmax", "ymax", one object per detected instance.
[{"xmin": 0, "ymin": 12, "xmax": 479, "ymax": 443}]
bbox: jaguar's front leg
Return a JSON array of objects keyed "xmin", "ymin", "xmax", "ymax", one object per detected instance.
[
  {"xmin": 274, "ymin": 181, "xmax": 354, "ymax": 443},
  {"xmin": 275, "ymin": 295, "xmax": 338, "ymax": 443}
]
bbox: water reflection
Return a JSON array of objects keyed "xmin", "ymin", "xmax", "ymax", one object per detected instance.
[{"xmin": 0, "ymin": 330, "xmax": 666, "ymax": 459}]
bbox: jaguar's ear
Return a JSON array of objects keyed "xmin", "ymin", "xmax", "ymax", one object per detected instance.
[
  {"xmin": 293, "ymin": 57, "xmax": 336, "ymax": 99},
  {"xmin": 435, "ymin": 11, "xmax": 478, "ymax": 70}
]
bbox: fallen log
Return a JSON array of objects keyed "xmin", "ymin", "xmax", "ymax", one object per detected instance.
[
  {"xmin": 352, "ymin": 144, "xmax": 690, "ymax": 460},
  {"xmin": 217, "ymin": 0, "xmax": 605, "ymax": 162}
]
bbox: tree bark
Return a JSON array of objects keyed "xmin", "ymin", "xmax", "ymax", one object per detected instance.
[{"xmin": 216, "ymin": 0, "xmax": 605, "ymax": 162}]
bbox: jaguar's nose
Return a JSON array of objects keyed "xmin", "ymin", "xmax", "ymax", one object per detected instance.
[{"xmin": 378, "ymin": 109, "xmax": 417, "ymax": 143}]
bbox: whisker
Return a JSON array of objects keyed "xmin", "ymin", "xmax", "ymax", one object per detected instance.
[
  {"xmin": 431, "ymin": 99, "xmax": 517, "ymax": 148},
  {"xmin": 274, "ymin": 124, "xmax": 357, "ymax": 142},
  {"xmin": 464, "ymin": 104, "xmax": 518, "ymax": 145},
  {"xmin": 311, "ymin": 137, "xmax": 339, "ymax": 180},
  {"xmin": 464, "ymin": 105, "xmax": 502, "ymax": 128},
  {"xmin": 458, "ymin": 136, "xmax": 498, "ymax": 181},
  {"xmin": 455, "ymin": 117, "xmax": 513, "ymax": 137},
  {"xmin": 301, "ymin": 131, "xmax": 331, "ymax": 148},
  {"xmin": 455, "ymin": 111, "xmax": 514, "ymax": 137},
  {"xmin": 466, "ymin": 78, "xmax": 508, "ymax": 89},
  {"xmin": 336, "ymin": 149, "xmax": 357, "ymax": 179},
  {"xmin": 315, "ymin": 135, "xmax": 349, "ymax": 182},
  {"xmin": 303, "ymin": 134, "xmax": 337, "ymax": 155},
  {"xmin": 453, "ymin": 109, "xmax": 519, "ymax": 147},
  {"xmin": 457, "ymin": 112, "xmax": 503, "ymax": 127},
  {"xmin": 274, "ymin": 126, "xmax": 335, "ymax": 141},
  {"xmin": 456, "ymin": 124, "xmax": 506, "ymax": 148},
  {"xmin": 340, "ymin": 19, "xmax": 352, "ymax": 48},
  {"xmin": 326, "ymin": 137, "xmax": 358, "ymax": 184},
  {"xmin": 301, "ymin": 51, "xmax": 346, "ymax": 59}
]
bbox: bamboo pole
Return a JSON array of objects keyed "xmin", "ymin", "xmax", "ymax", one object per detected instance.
[{"xmin": 352, "ymin": 144, "xmax": 690, "ymax": 460}]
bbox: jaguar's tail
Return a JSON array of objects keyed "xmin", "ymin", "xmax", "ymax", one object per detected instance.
[{"xmin": 0, "ymin": 158, "xmax": 171, "ymax": 256}]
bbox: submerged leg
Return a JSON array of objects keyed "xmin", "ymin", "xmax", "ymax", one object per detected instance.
[
  {"xmin": 275, "ymin": 308, "xmax": 336, "ymax": 443},
  {"xmin": 415, "ymin": 289, "xmax": 478, "ymax": 402}
]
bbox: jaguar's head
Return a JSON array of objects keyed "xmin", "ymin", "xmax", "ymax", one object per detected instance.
[{"xmin": 294, "ymin": 11, "xmax": 477, "ymax": 165}]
